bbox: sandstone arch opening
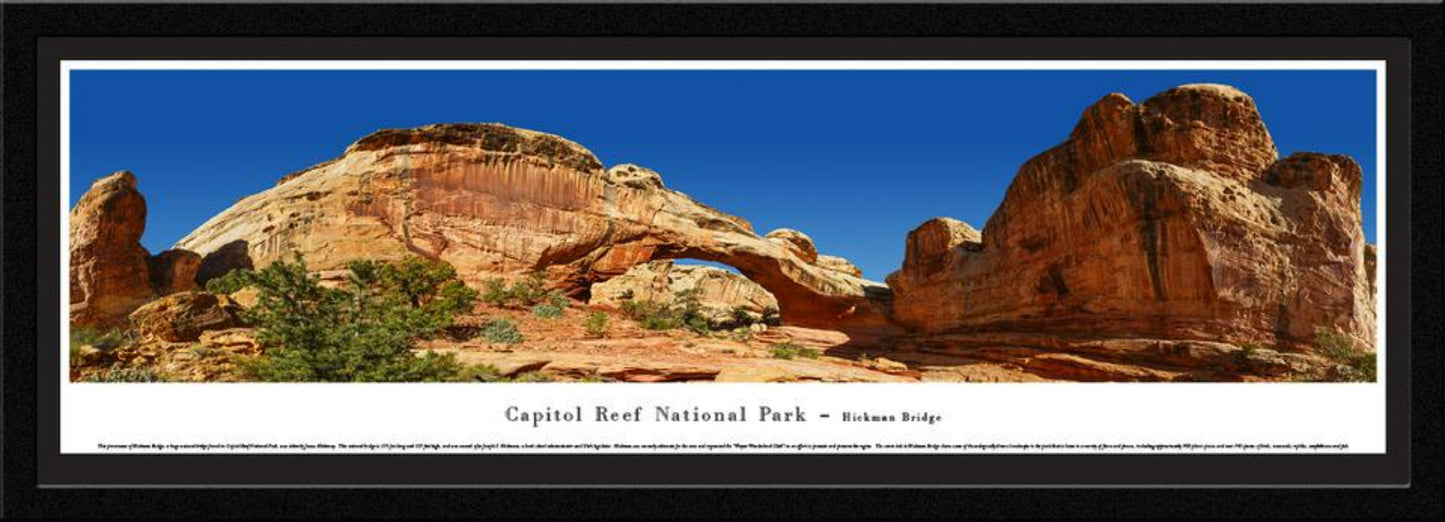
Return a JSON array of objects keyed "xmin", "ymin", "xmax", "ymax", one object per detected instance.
[
  {"xmin": 586, "ymin": 258, "xmax": 782, "ymax": 329},
  {"xmin": 574, "ymin": 238, "xmax": 894, "ymax": 333}
]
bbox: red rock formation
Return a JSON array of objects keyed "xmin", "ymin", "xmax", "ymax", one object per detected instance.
[
  {"xmin": 128, "ymin": 291, "xmax": 244, "ymax": 343},
  {"xmin": 70, "ymin": 173, "xmax": 212, "ymax": 328},
  {"xmin": 176, "ymin": 123, "xmax": 889, "ymax": 329},
  {"xmin": 69, "ymin": 171, "xmax": 155, "ymax": 327},
  {"xmin": 888, "ymin": 84, "xmax": 1374, "ymax": 351}
]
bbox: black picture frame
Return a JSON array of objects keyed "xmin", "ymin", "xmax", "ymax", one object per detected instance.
[{"xmin": 4, "ymin": 2, "xmax": 1440, "ymax": 520}]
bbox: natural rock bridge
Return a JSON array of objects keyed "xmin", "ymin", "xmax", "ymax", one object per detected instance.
[{"xmin": 174, "ymin": 124, "xmax": 895, "ymax": 330}]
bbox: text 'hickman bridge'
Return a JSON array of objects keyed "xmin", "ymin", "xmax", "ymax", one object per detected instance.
[{"xmin": 504, "ymin": 405, "xmax": 944, "ymax": 427}]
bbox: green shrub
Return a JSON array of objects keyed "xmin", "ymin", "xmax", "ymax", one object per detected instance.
[
  {"xmin": 1315, "ymin": 328, "xmax": 1353, "ymax": 361},
  {"xmin": 204, "ymin": 269, "xmax": 254, "ymax": 295},
  {"xmin": 80, "ymin": 364, "xmax": 169, "ymax": 383},
  {"xmin": 70, "ymin": 327, "xmax": 133, "ymax": 351},
  {"xmin": 662, "ymin": 287, "xmax": 711, "ymax": 334},
  {"xmin": 479, "ymin": 317, "xmax": 524, "ymax": 344},
  {"xmin": 728, "ymin": 305, "xmax": 757, "ymax": 328},
  {"xmin": 480, "ymin": 273, "xmax": 552, "ymax": 309},
  {"xmin": 621, "ymin": 299, "xmax": 683, "ymax": 331},
  {"xmin": 584, "ymin": 311, "xmax": 610, "ymax": 338},
  {"xmin": 530, "ymin": 291, "xmax": 569, "ymax": 319},
  {"xmin": 770, "ymin": 341, "xmax": 820, "ymax": 360},
  {"xmin": 69, "ymin": 328, "xmax": 133, "ymax": 368},
  {"xmin": 532, "ymin": 303, "xmax": 565, "ymax": 319},
  {"xmin": 453, "ymin": 363, "xmax": 506, "ymax": 382},
  {"xmin": 619, "ymin": 288, "xmax": 713, "ymax": 334},
  {"xmin": 223, "ymin": 253, "xmax": 475, "ymax": 382},
  {"xmin": 509, "ymin": 371, "xmax": 555, "ymax": 383},
  {"xmin": 673, "ymin": 288, "xmax": 703, "ymax": 313},
  {"xmin": 684, "ymin": 318, "xmax": 711, "ymax": 336},
  {"xmin": 1315, "ymin": 327, "xmax": 1376, "ymax": 382},
  {"xmin": 514, "ymin": 273, "xmax": 549, "ymax": 304},
  {"xmin": 348, "ymin": 257, "xmax": 480, "ymax": 311},
  {"xmin": 760, "ymin": 306, "xmax": 781, "ymax": 326},
  {"xmin": 70, "ymin": 327, "xmax": 99, "ymax": 347},
  {"xmin": 480, "ymin": 277, "xmax": 512, "ymax": 307},
  {"xmin": 452, "ymin": 364, "xmax": 554, "ymax": 383}
]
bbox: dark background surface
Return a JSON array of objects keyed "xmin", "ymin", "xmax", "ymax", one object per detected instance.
[
  {"xmin": 4, "ymin": 2, "xmax": 1442, "ymax": 520},
  {"xmin": 24, "ymin": 35, "xmax": 1417, "ymax": 488}
]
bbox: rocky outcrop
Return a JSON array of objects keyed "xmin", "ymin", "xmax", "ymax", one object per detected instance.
[
  {"xmin": 198, "ymin": 328, "xmax": 262, "ymax": 356},
  {"xmin": 176, "ymin": 123, "xmax": 891, "ymax": 329},
  {"xmin": 602, "ymin": 164, "xmax": 665, "ymax": 190},
  {"xmin": 764, "ymin": 229, "xmax": 819, "ymax": 264},
  {"xmin": 148, "ymin": 249, "xmax": 202, "ymax": 294},
  {"xmin": 70, "ymin": 171, "xmax": 155, "ymax": 328},
  {"xmin": 894, "ymin": 217, "xmax": 981, "ymax": 278},
  {"xmin": 589, "ymin": 260, "xmax": 779, "ymax": 322},
  {"xmin": 816, "ymin": 255, "xmax": 863, "ymax": 278},
  {"xmin": 888, "ymin": 84, "xmax": 1374, "ymax": 351},
  {"xmin": 70, "ymin": 172, "xmax": 215, "ymax": 328},
  {"xmin": 128, "ymin": 291, "xmax": 244, "ymax": 343}
]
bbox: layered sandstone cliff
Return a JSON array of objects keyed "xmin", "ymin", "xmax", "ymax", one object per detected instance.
[
  {"xmin": 175, "ymin": 123, "xmax": 890, "ymax": 328},
  {"xmin": 887, "ymin": 84, "xmax": 1374, "ymax": 351}
]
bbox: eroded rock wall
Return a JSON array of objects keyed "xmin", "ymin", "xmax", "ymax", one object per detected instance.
[{"xmin": 888, "ymin": 84, "xmax": 1374, "ymax": 350}]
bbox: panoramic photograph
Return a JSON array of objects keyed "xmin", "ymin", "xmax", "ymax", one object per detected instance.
[{"xmin": 65, "ymin": 68, "xmax": 1379, "ymax": 383}]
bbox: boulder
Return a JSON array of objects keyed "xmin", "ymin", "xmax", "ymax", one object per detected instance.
[
  {"xmin": 128, "ymin": 291, "xmax": 244, "ymax": 343},
  {"xmin": 865, "ymin": 357, "xmax": 910, "ymax": 374},
  {"xmin": 888, "ymin": 84, "xmax": 1374, "ymax": 351},
  {"xmin": 69, "ymin": 171, "xmax": 155, "ymax": 327},
  {"xmin": 229, "ymin": 287, "xmax": 261, "ymax": 309}
]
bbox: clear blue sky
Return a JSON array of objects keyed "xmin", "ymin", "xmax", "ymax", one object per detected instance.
[{"xmin": 69, "ymin": 69, "xmax": 1377, "ymax": 281}]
